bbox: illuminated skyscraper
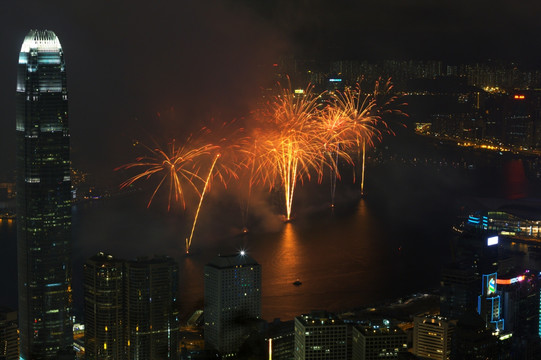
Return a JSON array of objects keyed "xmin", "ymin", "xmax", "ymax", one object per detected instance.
[
  {"xmin": 16, "ymin": 30, "xmax": 73, "ymax": 359},
  {"xmin": 84, "ymin": 253, "xmax": 125, "ymax": 360},
  {"xmin": 204, "ymin": 253, "xmax": 262, "ymax": 357},
  {"xmin": 125, "ymin": 257, "xmax": 179, "ymax": 360}
]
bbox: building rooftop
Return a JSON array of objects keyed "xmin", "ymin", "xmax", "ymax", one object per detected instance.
[
  {"xmin": 20, "ymin": 30, "xmax": 62, "ymax": 53},
  {"xmin": 467, "ymin": 197, "xmax": 541, "ymax": 221},
  {"xmin": 206, "ymin": 253, "xmax": 259, "ymax": 269},
  {"xmin": 87, "ymin": 252, "xmax": 123, "ymax": 265},
  {"xmin": 296, "ymin": 311, "xmax": 343, "ymax": 327},
  {"xmin": 355, "ymin": 322, "xmax": 405, "ymax": 336}
]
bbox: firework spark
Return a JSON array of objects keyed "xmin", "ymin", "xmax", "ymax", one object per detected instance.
[
  {"xmin": 115, "ymin": 138, "xmax": 214, "ymax": 210},
  {"xmin": 248, "ymin": 84, "xmax": 327, "ymax": 220}
]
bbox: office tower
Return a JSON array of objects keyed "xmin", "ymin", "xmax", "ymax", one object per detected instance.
[
  {"xmin": 440, "ymin": 262, "xmax": 478, "ymax": 320},
  {"xmin": 0, "ymin": 308, "xmax": 19, "ymax": 360},
  {"xmin": 204, "ymin": 253, "xmax": 262, "ymax": 357},
  {"xmin": 413, "ymin": 315, "xmax": 454, "ymax": 360},
  {"xmin": 293, "ymin": 311, "xmax": 348, "ymax": 360},
  {"xmin": 477, "ymin": 272, "xmax": 504, "ymax": 332},
  {"xmin": 352, "ymin": 320, "xmax": 407, "ymax": 360},
  {"xmin": 83, "ymin": 253, "xmax": 125, "ymax": 360},
  {"xmin": 451, "ymin": 310, "xmax": 498, "ymax": 360},
  {"xmin": 16, "ymin": 29, "xmax": 73, "ymax": 359},
  {"xmin": 497, "ymin": 272, "xmax": 541, "ymax": 358},
  {"xmin": 125, "ymin": 256, "xmax": 179, "ymax": 360},
  {"xmin": 267, "ymin": 319, "xmax": 294, "ymax": 360}
]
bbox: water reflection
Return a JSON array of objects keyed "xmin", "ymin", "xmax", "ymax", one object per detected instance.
[{"xmin": 272, "ymin": 223, "xmax": 301, "ymax": 283}]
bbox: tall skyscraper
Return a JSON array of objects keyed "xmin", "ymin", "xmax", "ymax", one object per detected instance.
[
  {"xmin": 84, "ymin": 253, "xmax": 125, "ymax": 360},
  {"xmin": 204, "ymin": 253, "xmax": 262, "ymax": 357},
  {"xmin": 16, "ymin": 30, "xmax": 73, "ymax": 359},
  {"xmin": 125, "ymin": 256, "xmax": 179, "ymax": 360}
]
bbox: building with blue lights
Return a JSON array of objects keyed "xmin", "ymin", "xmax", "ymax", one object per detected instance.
[
  {"xmin": 478, "ymin": 273, "xmax": 504, "ymax": 332},
  {"xmin": 16, "ymin": 30, "xmax": 73, "ymax": 359}
]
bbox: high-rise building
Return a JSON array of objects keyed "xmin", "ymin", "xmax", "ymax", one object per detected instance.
[
  {"xmin": 413, "ymin": 314, "xmax": 454, "ymax": 360},
  {"xmin": 451, "ymin": 310, "xmax": 499, "ymax": 359},
  {"xmin": 84, "ymin": 253, "xmax": 125, "ymax": 360},
  {"xmin": 267, "ymin": 319, "xmax": 295, "ymax": 360},
  {"xmin": 125, "ymin": 256, "xmax": 179, "ymax": 360},
  {"xmin": 0, "ymin": 308, "xmax": 19, "ymax": 360},
  {"xmin": 294, "ymin": 311, "xmax": 348, "ymax": 360},
  {"xmin": 204, "ymin": 253, "xmax": 262, "ymax": 357},
  {"xmin": 440, "ymin": 262, "xmax": 478, "ymax": 320},
  {"xmin": 477, "ymin": 272, "xmax": 504, "ymax": 332},
  {"xmin": 352, "ymin": 320, "xmax": 407, "ymax": 360},
  {"xmin": 16, "ymin": 29, "xmax": 73, "ymax": 359}
]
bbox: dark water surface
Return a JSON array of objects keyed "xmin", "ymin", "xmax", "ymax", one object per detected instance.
[{"xmin": 1, "ymin": 138, "xmax": 533, "ymax": 321}]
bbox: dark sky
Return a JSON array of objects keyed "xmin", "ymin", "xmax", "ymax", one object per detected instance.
[{"xmin": 1, "ymin": 0, "xmax": 540, "ymax": 180}]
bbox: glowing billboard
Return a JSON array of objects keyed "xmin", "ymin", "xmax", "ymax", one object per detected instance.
[{"xmin": 487, "ymin": 236, "xmax": 499, "ymax": 246}]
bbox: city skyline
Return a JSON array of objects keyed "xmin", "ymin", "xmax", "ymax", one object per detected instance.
[
  {"xmin": 1, "ymin": 1, "xmax": 541, "ymax": 178},
  {"xmin": 2, "ymin": 3, "xmax": 541, "ymax": 359}
]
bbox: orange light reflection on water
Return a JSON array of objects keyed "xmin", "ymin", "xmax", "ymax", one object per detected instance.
[{"xmin": 277, "ymin": 222, "xmax": 301, "ymax": 283}]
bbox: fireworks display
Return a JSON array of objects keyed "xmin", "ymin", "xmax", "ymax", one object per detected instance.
[
  {"xmin": 115, "ymin": 137, "xmax": 215, "ymax": 210},
  {"xmin": 117, "ymin": 78, "xmax": 404, "ymax": 250},
  {"xmin": 248, "ymin": 85, "xmax": 327, "ymax": 221}
]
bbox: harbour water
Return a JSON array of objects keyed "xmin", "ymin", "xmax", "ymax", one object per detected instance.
[{"xmin": 0, "ymin": 136, "xmax": 533, "ymax": 321}]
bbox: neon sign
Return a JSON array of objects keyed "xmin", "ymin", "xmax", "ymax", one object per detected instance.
[{"xmin": 497, "ymin": 275, "xmax": 525, "ymax": 285}]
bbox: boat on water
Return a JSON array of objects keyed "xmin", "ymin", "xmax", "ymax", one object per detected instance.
[{"xmin": 293, "ymin": 280, "xmax": 302, "ymax": 286}]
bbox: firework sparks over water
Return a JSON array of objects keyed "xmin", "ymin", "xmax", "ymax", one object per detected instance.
[
  {"xmin": 117, "ymin": 77, "xmax": 405, "ymax": 247},
  {"xmin": 248, "ymin": 84, "xmax": 328, "ymax": 221},
  {"xmin": 116, "ymin": 131, "xmax": 235, "ymax": 252}
]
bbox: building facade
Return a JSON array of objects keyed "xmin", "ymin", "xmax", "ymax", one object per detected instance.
[
  {"xmin": 84, "ymin": 253, "xmax": 125, "ymax": 360},
  {"xmin": 413, "ymin": 315, "xmax": 454, "ymax": 360},
  {"xmin": 294, "ymin": 311, "xmax": 348, "ymax": 360},
  {"xmin": 0, "ymin": 308, "xmax": 19, "ymax": 360},
  {"xmin": 204, "ymin": 254, "xmax": 262, "ymax": 357},
  {"xmin": 125, "ymin": 256, "xmax": 179, "ymax": 360},
  {"xmin": 16, "ymin": 29, "xmax": 73, "ymax": 359},
  {"xmin": 352, "ymin": 321, "xmax": 407, "ymax": 360}
]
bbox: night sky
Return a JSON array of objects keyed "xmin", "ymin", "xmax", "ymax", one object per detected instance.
[{"xmin": 1, "ymin": 0, "xmax": 540, "ymax": 180}]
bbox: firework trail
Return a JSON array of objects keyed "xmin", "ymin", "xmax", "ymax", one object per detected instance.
[{"xmin": 186, "ymin": 153, "xmax": 220, "ymax": 253}]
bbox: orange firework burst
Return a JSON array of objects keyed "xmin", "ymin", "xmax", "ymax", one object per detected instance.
[
  {"xmin": 327, "ymin": 78, "xmax": 406, "ymax": 195},
  {"xmin": 115, "ymin": 137, "xmax": 215, "ymax": 211},
  {"xmin": 249, "ymin": 83, "xmax": 328, "ymax": 220}
]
